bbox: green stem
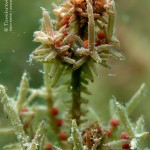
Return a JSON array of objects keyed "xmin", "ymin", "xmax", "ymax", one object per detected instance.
[
  {"xmin": 43, "ymin": 63, "xmax": 51, "ymax": 93},
  {"xmin": 71, "ymin": 68, "xmax": 82, "ymax": 125},
  {"xmin": 71, "ymin": 120, "xmax": 83, "ymax": 150},
  {"xmin": 0, "ymin": 85, "xmax": 29, "ymax": 148},
  {"xmin": 107, "ymin": 9, "xmax": 115, "ymax": 40},
  {"xmin": 43, "ymin": 63, "xmax": 60, "ymax": 138}
]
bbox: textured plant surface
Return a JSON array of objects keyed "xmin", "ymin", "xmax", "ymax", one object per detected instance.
[{"xmin": 0, "ymin": 0, "xmax": 149, "ymax": 150}]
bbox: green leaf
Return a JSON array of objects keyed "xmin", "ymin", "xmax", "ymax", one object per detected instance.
[
  {"xmin": 0, "ymin": 85, "xmax": 29, "ymax": 147},
  {"xmin": 115, "ymin": 100, "xmax": 135, "ymax": 137},
  {"xmin": 51, "ymin": 64, "xmax": 65, "ymax": 87},
  {"xmin": 42, "ymin": 8, "xmax": 54, "ymax": 35},
  {"xmin": 86, "ymin": 0, "xmax": 95, "ymax": 51},
  {"xmin": 91, "ymin": 51, "xmax": 102, "ymax": 63},
  {"xmin": 82, "ymin": 65, "xmax": 94, "ymax": 82},
  {"xmin": 61, "ymin": 57, "xmax": 75, "ymax": 64},
  {"xmin": 126, "ymin": 83, "xmax": 146, "ymax": 115},
  {"xmin": 109, "ymin": 49, "xmax": 124, "ymax": 60},
  {"xmin": 30, "ymin": 121, "xmax": 45, "ymax": 150},
  {"xmin": 107, "ymin": 2, "xmax": 115, "ymax": 40},
  {"xmin": 135, "ymin": 116, "xmax": 145, "ymax": 134},
  {"xmin": 32, "ymin": 48, "xmax": 52, "ymax": 55},
  {"xmin": 16, "ymin": 72, "xmax": 29, "ymax": 112},
  {"xmin": 69, "ymin": 120, "xmax": 83, "ymax": 150},
  {"xmin": 87, "ymin": 59, "xmax": 98, "ymax": 76},
  {"xmin": 45, "ymin": 51, "xmax": 57, "ymax": 62},
  {"xmin": 109, "ymin": 96, "xmax": 118, "ymax": 118},
  {"xmin": 73, "ymin": 58, "xmax": 87, "ymax": 70},
  {"xmin": 3, "ymin": 143, "xmax": 21, "ymax": 150}
]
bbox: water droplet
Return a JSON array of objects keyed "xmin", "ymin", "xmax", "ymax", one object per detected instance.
[
  {"xmin": 28, "ymin": 54, "xmax": 33, "ymax": 65},
  {"xmin": 108, "ymin": 73, "xmax": 116, "ymax": 77},
  {"xmin": 119, "ymin": 57, "xmax": 125, "ymax": 61},
  {"xmin": 16, "ymin": 86, "xmax": 20, "ymax": 91},
  {"xmin": 69, "ymin": 86, "xmax": 73, "ymax": 90},
  {"xmin": 11, "ymin": 49, "xmax": 15, "ymax": 53},
  {"xmin": 39, "ymin": 70, "xmax": 45, "ymax": 74}
]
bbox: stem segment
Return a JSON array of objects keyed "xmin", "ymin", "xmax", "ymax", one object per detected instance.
[
  {"xmin": 71, "ymin": 68, "xmax": 82, "ymax": 125},
  {"xmin": 43, "ymin": 63, "xmax": 51, "ymax": 93},
  {"xmin": 43, "ymin": 63, "xmax": 60, "ymax": 137}
]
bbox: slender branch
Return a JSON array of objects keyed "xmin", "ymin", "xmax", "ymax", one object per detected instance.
[
  {"xmin": 115, "ymin": 101, "xmax": 135, "ymax": 137},
  {"xmin": 70, "ymin": 120, "xmax": 83, "ymax": 150},
  {"xmin": 71, "ymin": 68, "xmax": 82, "ymax": 125},
  {"xmin": 43, "ymin": 63, "xmax": 51, "ymax": 93},
  {"xmin": 0, "ymin": 85, "xmax": 29, "ymax": 148},
  {"xmin": 126, "ymin": 83, "xmax": 146, "ymax": 115},
  {"xmin": 107, "ymin": 12, "xmax": 115, "ymax": 40},
  {"xmin": 0, "ymin": 128, "xmax": 14, "ymax": 134},
  {"xmin": 30, "ymin": 121, "xmax": 44, "ymax": 150},
  {"xmin": 86, "ymin": 0, "xmax": 95, "ymax": 52},
  {"xmin": 16, "ymin": 72, "xmax": 29, "ymax": 112},
  {"xmin": 43, "ymin": 63, "xmax": 60, "ymax": 138},
  {"xmin": 40, "ymin": 135, "xmax": 46, "ymax": 150},
  {"xmin": 107, "ymin": 2, "xmax": 115, "ymax": 40}
]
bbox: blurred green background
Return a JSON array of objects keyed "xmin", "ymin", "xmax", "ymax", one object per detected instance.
[{"xmin": 0, "ymin": 0, "xmax": 150, "ymax": 147}]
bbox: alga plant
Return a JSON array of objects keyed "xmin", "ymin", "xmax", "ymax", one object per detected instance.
[{"xmin": 0, "ymin": 0, "xmax": 149, "ymax": 149}]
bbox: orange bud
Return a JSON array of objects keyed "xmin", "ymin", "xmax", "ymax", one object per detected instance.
[
  {"xmin": 122, "ymin": 143, "xmax": 130, "ymax": 149},
  {"xmin": 21, "ymin": 107, "xmax": 29, "ymax": 113},
  {"xmin": 107, "ymin": 130, "xmax": 112, "ymax": 137},
  {"xmin": 45, "ymin": 142, "xmax": 52, "ymax": 150},
  {"xmin": 63, "ymin": 30, "xmax": 69, "ymax": 36},
  {"xmin": 121, "ymin": 132, "xmax": 129, "ymax": 139},
  {"xmin": 55, "ymin": 40, "xmax": 61, "ymax": 47},
  {"xmin": 62, "ymin": 21, "xmax": 69, "ymax": 28},
  {"xmin": 65, "ymin": 16, "xmax": 71, "ymax": 21},
  {"xmin": 110, "ymin": 119, "xmax": 119, "ymax": 127},
  {"xmin": 56, "ymin": 118, "xmax": 63, "ymax": 127},
  {"xmin": 59, "ymin": 131, "xmax": 68, "ymax": 140},
  {"xmin": 95, "ymin": 40, "xmax": 101, "ymax": 46},
  {"xmin": 51, "ymin": 107, "xmax": 59, "ymax": 116},
  {"xmin": 83, "ymin": 40, "xmax": 88, "ymax": 48},
  {"xmin": 98, "ymin": 32, "xmax": 105, "ymax": 39}
]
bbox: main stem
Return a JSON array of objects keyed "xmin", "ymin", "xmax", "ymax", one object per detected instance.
[
  {"xmin": 71, "ymin": 68, "xmax": 82, "ymax": 125},
  {"xmin": 43, "ymin": 63, "xmax": 51, "ymax": 94},
  {"xmin": 43, "ymin": 63, "xmax": 60, "ymax": 137}
]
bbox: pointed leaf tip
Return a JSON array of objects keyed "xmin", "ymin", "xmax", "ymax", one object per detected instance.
[{"xmin": 41, "ymin": 7, "xmax": 53, "ymax": 35}]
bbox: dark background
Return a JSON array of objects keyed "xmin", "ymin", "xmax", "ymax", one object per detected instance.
[{"xmin": 0, "ymin": 0, "xmax": 150, "ymax": 147}]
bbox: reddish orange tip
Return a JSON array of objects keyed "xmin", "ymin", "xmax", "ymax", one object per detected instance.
[
  {"xmin": 63, "ymin": 30, "xmax": 69, "ymax": 36},
  {"xmin": 56, "ymin": 118, "xmax": 63, "ymax": 127},
  {"xmin": 59, "ymin": 131, "xmax": 68, "ymax": 140},
  {"xmin": 107, "ymin": 130, "xmax": 112, "ymax": 137},
  {"xmin": 62, "ymin": 21, "xmax": 69, "ymax": 28},
  {"xmin": 122, "ymin": 143, "xmax": 130, "ymax": 149},
  {"xmin": 121, "ymin": 132, "xmax": 129, "ymax": 139},
  {"xmin": 95, "ymin": 40, "xmax": 101, "ymax": 46},
  {"xmin": 55, "ymin": 40, "xmax": 61, "ymax": 47},
  {"xmin": 21, "ymin": 107, "xmax": 29, "ymax": 112},
  {"xmin": 110, "ymin": 119, "xmax": 119, "ymax": 127},
  {"xmin": 45, "ymin": 142, "xmax": 52, "ymax": 150},
  {"xmin": 83, "ymin": 40, "xmax": 88, "ymax": 48},
  {"xmin": 98, "ymin": 32, "xmax": 105, "ymax": 39},
  {"xmin": 65, "ymin": 16, "xmax": 71, "ymax": 21},
  {"xmin": 51, "ymin": 107, "xmax": 59, "ymax": 116}
]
